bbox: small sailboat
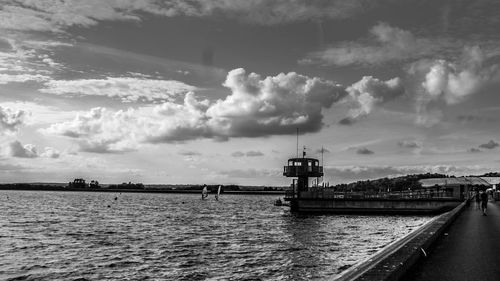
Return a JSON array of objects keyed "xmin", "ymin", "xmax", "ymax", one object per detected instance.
[
  {"xmin": 215, "ymin": 185, "xmax": 221, "ymax": 201},
  {"xmin": 202, "ymin": 185, "xmax": 208, "ymax": 200}
]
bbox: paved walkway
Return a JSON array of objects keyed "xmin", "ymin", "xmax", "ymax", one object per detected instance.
[{"xmin": 405, "ymin": 200, "xmax": 500, "ymax": 281}]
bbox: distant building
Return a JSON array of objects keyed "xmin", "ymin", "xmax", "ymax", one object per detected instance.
[{"xmin": 419, "ymin": 177, "xmax": 491, "ymax": 200}]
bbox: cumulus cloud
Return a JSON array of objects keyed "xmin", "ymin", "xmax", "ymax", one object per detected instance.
[
  {"xmin": 356, "ymin": 147, "xmax": 374, "ymax": 155},
  {"xmin": 0, "ymin": 106, "xmax": 25, "ymax": 133},
  {"xmin": 479, "ymin": 140, "xmax": 499, "ymax": 149},
  {"xmin": 409, "ymin": 46, "xmax": 500, "ymax": 127},
  {"xmin": 40, "ymin": 77, "xmax": 197, "ymax": 103},
  {"xmin": 343, "ymin": 75, "xmax": 404, "ymax": 122},
  {"xmin": 0, "ymin": 0, "xmax": 366, "ymax": 32},
  {"xmin": 0, "ymin": 73, "xmax": 50, "ymax": 85},
  {"xmin": 9, "ymin": 141, "xmax": 38, "ymax": 158},
  {"xmin": 301, "ymin": 22, "xmax": 453, "ymax": 66},
  {"xmin": 40, "ymin": 147, "xmax": 61, "ymax": 158},
  {"xmin": 207, "ymin": 68, "xmax": 346, "ymax": 137},
  {"xmin": 8, "ymin": 140, "xmax": 61, "ymax": 158},
  {"xmin": 43, "ymin": 68, "xmax": 346, "ymax": 152}
]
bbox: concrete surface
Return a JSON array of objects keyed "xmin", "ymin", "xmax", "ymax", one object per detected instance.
[{"xmin": 404, "ymin": 200, "xmax": 500, "ymax": 281}]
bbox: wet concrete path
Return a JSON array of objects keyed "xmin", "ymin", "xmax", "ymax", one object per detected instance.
[{"xmin": 405, "ymin": 200, "xmax": 500, "ymax": 281}]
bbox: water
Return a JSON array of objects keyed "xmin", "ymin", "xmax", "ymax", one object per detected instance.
[{"xmin": 0, "ymin": 190, "xmax": 432, "ymax": 280}]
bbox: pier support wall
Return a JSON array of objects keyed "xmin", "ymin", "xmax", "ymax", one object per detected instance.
[{"xmin": 334, "ymin": 201, "xmax": 467, "ymax": 281}]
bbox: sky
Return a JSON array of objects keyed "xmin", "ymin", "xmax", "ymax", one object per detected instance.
[{"xmin": 1, "ymin": 0, "xmax": 500, "ymax": 186}]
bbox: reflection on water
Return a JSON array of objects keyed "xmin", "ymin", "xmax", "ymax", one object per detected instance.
[{"xmin": 0, "ymin": 191, "xmax": 431, "ymax": 280}]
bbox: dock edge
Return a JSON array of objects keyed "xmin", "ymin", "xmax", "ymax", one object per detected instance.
[{"xmin": 334, "ymin": 200, "xmax": 468, "ymax": 281}]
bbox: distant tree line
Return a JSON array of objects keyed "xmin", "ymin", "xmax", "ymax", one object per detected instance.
[{"xmin": 330, "ymin": 173, "xmax": 451, "ymax": 193}]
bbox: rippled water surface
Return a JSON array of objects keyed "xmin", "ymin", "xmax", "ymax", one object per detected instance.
[{"xmin": 0, "ymin": 190, "xmax": 432, "ymax": 280}]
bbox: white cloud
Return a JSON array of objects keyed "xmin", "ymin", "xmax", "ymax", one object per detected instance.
[
  {"xmin": 301, "ymin": 22, "xmax": 453, "ymax": 66},
  {"xmin": 43, "ymin": 68, "xmax": 347, "ymax": 152},
  {"xmin": 40, "ymin": 147, "xmax": 61, "ymax": 158},
  {"xmin": 0, "ymin": 73, "xmax": 50, "ymax": 84},
  {"xmin": 409, "ymin": 46, "xmax": 500, "ymax": 127},
  {"xmin": 0, "ymin": 0, "xmax": 366, "ymax": 32},
  {"xmin": 0, "ymin": 101, "xmax": 75, "ymax": 125},
  {"xmin": 40, "ymin": 77, "xmax": 198, "ymax": 102},
  {"xmin": 8, "ymin": 140, "xmax": 61, "ymax": 159},
  {"xmin": 0, "ymin": 106, "xmax": 25, "ymax": 133},
  {"xmin": 344, "ymin": 75, "xmax": 404, "ymax": 122},
  {"xmin": 206, "ymin": 68, "xmax": 346, "ymax": 137},
  {"xmin": 9, "ymin": 140, "xmax": 38, "ymax": 158}
]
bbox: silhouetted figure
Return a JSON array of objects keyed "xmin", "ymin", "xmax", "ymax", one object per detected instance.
[
  {"xmin": 475, "ymin": 190, "xmax": 481, "ymax": 210},
  {"xmin": 480, "ymin": 190, "xmax": 488, "ymax": 216},
  {"xmin": 202, "ymin": 185, "xmax": 208, "ymax": 200},
  {"xmin": 114, "ymin": 196, "xmax": 118, "ymax": 201}
]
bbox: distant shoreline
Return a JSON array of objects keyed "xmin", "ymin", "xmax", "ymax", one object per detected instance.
[{"xmin": 0, "ymin": 185, "xmax": 285, "ymax": 195}]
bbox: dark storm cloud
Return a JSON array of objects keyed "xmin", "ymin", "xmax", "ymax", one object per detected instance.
[
  {"xmin": 338, "ymin": 117, "xmax": 355, "ymax": 126},
  {"xmin": 356, "ymin": 147, "xmax": 374, "ymax": 155},
  {"xmin": 0, "ymin": 38, "xmax": 13, "ymax": 51},
  {"xmin": 479, "ymin": 140, "xmax": 499, "ymax": 149}
]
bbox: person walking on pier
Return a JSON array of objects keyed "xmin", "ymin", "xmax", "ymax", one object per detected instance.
[
  {"xmin": 475, "ymin": 190, "xmax": 481, "ymax": 210},
  {"xmin": 480, "ymin": 190, "xmax": 488, "ymax": 216}
]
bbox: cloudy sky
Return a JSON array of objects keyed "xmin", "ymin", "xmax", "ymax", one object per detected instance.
[{"xmin": 1, "ymin": 0, "xmax": 500, "ymax": 185}]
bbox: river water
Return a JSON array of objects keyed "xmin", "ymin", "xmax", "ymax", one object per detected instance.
[{"xmin": 0, "ymin": 190, "xmax": 431, "ymax": 280}]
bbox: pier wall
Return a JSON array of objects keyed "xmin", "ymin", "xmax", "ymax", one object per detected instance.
[
  {"xmin": 334, "ymin": 200, "xmax": 467, "ymax": 281},
  {"xmin": 297, "ymin": 199, "xmax": 461, "ymax": 214}
]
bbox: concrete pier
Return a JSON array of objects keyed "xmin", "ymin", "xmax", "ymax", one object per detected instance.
[{"xmin": 404, "ymin": 200, "xmax": 500, "ymax": 280}]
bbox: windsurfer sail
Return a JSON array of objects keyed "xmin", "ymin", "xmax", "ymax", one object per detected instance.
[
  {"xmin": 202, "ymin": 185, "xmax": 208, "ymax": 200},
  {"xmin": 215, "ymin": 185, "xmax": 221, "ymax": 201}
]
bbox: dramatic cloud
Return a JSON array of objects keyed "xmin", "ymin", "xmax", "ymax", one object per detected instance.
[
  {"xmin": 9, "ymin": 141, "xmax": 38, "ymax": 158},
  {"xmin": 479, "ymin": 140, "xmax": 499, "ymax": 149},
  {"xmin": 0, "ymin": 0, "xmax": 367, "ymax": 32},
  {"xmin": 344, "ymin": 76, "xmax": 404, "ymax": 122},
  {"xmin": 0, "ymin": 106, "xmax": 25, "ymax": 133},
  {"xmin": 410, "ymin": 46, "xmax": 500, "ymax": 127},
  {"xmin": 356, "ymin": 147, "xmax": 374, "ymax": 155},
  {"xmin": 398, "ymin": 140, "xmax": 420, "ymax": 148},
  {"xmin": 301, "ymin": 22, "xmax": 453, "ymax": 66},
  {"xmin": 8, "ymin": 140, "xmax": 61, "ymax": 158},
  {"xmin": 207, "ymin": 68, "xmax": 347, "ymax": 137},
  {"xmin": 43, "ymin": 68, "xmax": 346, "ymax": 152},
  {"xmin": 40, "ymin": 77, "xmax": 197, "ymax": 103}
]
